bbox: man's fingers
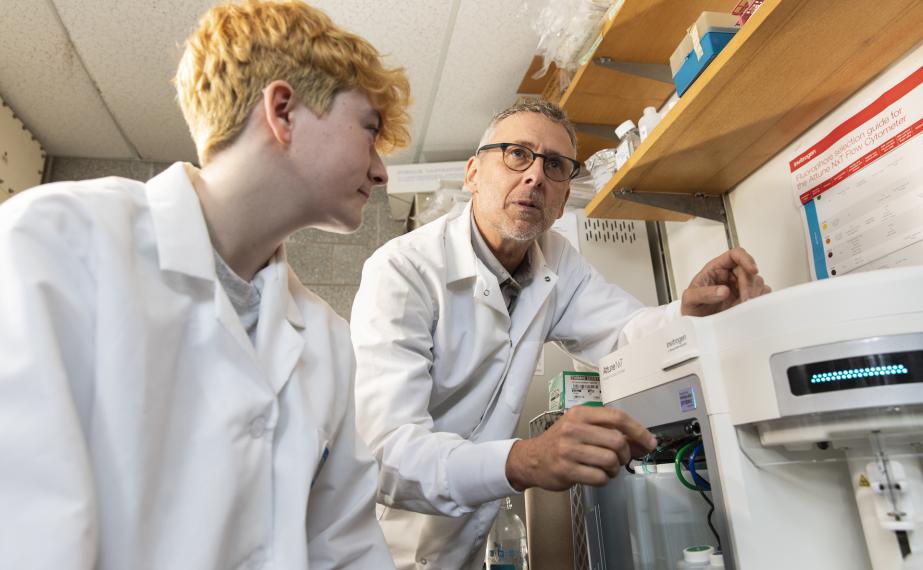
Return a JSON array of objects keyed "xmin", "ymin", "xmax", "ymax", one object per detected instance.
[
  {"xmin": 702, "ymin": 247, "xmax": 762, "ymax": 280},
  {"xmin": 628, "ymin": 438, "xmax": 654, "ymax": 459},
  {"xmin": 684, "ymin": 284, "xmax": 730, "ymax": 307},
  {"xmin": 726, "ymin": 247, "xmax": 759, "ymax": 274},
  {"xmin": 572, "ymin": 430, "xmax": 631, "ymax": 468},
  {"xmin": 566, "ymin": 407, "xmax": 657, "ymax": 451},
  {"xmin": 569, "ymin": 444, "xmax": 626, "ymax": 477},
  {"xmin": 732, "ymin": 264, "xmax": 753, "ymax": 302},
  {"xmin": 567, "ymin": 464, "xmax": 613, "ymax": 487}
]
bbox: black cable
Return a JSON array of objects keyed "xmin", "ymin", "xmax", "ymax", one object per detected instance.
[
  {"xmin": 698, "ymin": 490, "xmax": 722, "ymax": 553},
  {"xmin": 624, "ymin": 461, "xmax": 636, "ymax": 474},
  {"xmin": 897, "ymin": 530, "xmax": 911, "ymax": 558}
]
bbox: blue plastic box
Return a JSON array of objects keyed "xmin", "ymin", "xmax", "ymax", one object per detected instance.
[{"xmin": 672, "ymin": 30, "xmax": 736, "ymax": 97}]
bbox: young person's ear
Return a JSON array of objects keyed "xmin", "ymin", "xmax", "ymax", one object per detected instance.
[{"xmin": 262, "ymin": 80, "xmax": 297, "ymax": 145}]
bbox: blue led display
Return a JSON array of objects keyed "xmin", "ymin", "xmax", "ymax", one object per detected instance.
[
  {"xmin": 788, "ymin": 349, "xmax": 922, "ymax": 396},
  {"xmin": 810, "ymin": 365, "xmax": 909, "ymax": 384}
]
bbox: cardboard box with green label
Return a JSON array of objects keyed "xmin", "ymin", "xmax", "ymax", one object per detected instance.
[{"xmin": 548, "ymin": 371, "xmax": 602, "ymax": 411}]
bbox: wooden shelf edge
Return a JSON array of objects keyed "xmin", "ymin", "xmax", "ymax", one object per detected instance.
[{"xmin": 584, "ymin": 187, "xmax": 692, "ymax": 221}]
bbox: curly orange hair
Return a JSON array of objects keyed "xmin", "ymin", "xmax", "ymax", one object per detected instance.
[{"xmin": 175, "ymin": 0, "xmax": 411, "ymax": 164}]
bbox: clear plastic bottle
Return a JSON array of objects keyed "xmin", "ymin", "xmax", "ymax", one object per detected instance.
[
  {"xmin": 637, "ymin": 106, "xmax": 661, "ymax": 143},
  {"xmin": 614, "ymin": 119, "xmax": 641, "ymax": 170},
  {"xmin": 486, "ymin": 497, "xmax": 528, "ymax": 570}
]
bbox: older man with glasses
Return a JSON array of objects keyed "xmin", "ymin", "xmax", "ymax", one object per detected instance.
[{"xmin": 350, "ymin": 99, "xmax": 770, "ymax": 569}]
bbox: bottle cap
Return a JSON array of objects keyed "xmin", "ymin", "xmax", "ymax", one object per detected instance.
[
  {"xmin": 683, "ymin": 545, "xmax": 714, "ymax": 563},
  {"xmin": 614, "ymin": 120, "xmax": 636, "ymax": 138},
  {"xmin": 643, "ymin": 106, "xmax": 658, "ymax": 116}
]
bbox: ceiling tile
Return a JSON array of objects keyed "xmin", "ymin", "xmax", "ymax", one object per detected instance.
[
  {"xmin": 1, "ymin": 0, "xmax": 538, "ymax": 167},
  {"xmin": 419, "ymin": 0, "xmax": 539, "ymax": 163},
  {"xmin": 0, "ymin": 0, "xmax": 136, "ymax": 158},
  {"xmin": 53, "ymin": 0, "xmax": 210, "ymax": 162},
  {"xmin": 312, "ymin": 0, "xmax": 458, "ymax": 165},
  {"xmin": 53, "ymin": 0, "xmax": 454, "ymax": 163}
]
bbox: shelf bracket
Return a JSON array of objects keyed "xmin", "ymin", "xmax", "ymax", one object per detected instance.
[
  {"xmin": 593, "ymin": 57, "xmax": 674, "ymax": 84},
  {"xmin": 573, "ymin": 122, "xmax": 620, "ymax": 141},
  {"xmin": 613, "ymin": 188, "xmax": 727, "ymax": 223}
]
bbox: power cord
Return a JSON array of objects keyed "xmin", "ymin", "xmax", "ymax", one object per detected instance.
[{"xmin": 674, "ymin": 439, "xmax": 722, "ymax": 552}]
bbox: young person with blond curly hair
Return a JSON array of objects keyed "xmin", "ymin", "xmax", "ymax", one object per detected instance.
[{"xmin": 0, "ymin": 2, "xmax": 409, "ymax": 568}]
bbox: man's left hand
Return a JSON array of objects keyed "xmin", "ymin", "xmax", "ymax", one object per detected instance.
[{"xmin": 681, "ymin": 247, "xmax": 771, "ymax": 317}]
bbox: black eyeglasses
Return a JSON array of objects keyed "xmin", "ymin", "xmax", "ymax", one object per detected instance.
[{"xmin": 476, "ymin": 142, "xmax": 581, "ymax": 182}]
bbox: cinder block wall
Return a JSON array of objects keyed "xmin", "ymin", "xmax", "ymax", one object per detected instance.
[{"xmin": 47, "ymin": 157, "xmax": 405, "ymax": 319}]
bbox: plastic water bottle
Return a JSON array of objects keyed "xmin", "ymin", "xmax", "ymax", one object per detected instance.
[
  {"xmin": 486, "ymin": 497, "xmax": 528, "ymax": 569},
  {"xmin": 614, "ymin": 120, "xmax": 641, "ymax": 170}
]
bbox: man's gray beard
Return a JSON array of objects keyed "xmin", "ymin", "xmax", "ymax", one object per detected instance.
[{"xmin": 498, "ymin": 218, "xmax": 549, "ymax": 242}]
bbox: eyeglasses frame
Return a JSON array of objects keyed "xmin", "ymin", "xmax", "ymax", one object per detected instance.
[{"xmin": 475, "ymin": 142, "xmax": 581, "ymax": 182}]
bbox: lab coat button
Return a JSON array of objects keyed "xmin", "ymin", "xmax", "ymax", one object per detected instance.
[
  {"xmin": 544, "ymin": 275, "xmax": 551, "ymax": 282},
  {"xmin": 249, "ymin": 416, "xmax": 268, "ymax": 439},
  {"xmin": 419, "ymin": 558, "xmax": 427, "ymax": 565},
  {"xmin": 483, "ymin": 290, "xmax": 490, "ymax": 296}
]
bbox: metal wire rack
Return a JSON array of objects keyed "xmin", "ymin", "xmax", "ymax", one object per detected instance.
[{"xmin": 528, "ymin": 410, "xmax": 589, "ymax": 570}]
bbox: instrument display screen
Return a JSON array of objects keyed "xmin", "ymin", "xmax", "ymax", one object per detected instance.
[{"xmin": 788, "ymin": 350, "xmax": 923, "ymax": 396}]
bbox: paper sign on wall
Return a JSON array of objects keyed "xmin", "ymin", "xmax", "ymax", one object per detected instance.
[{"xmin": 789, "ymin": 66, "xmax": 923, "ymax": 280}]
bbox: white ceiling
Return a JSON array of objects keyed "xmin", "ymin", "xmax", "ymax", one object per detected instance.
[{"xmin": 0, "ymin": 0, "xmax": 540, "ymax": 165}]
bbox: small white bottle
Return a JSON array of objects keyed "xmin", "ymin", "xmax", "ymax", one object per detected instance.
[
  {"xmin": 486, "ymin": 497, "xmax": 528, "ymax": 569},
  {"xmin": 614, "ymin": 119, "xmax": 641, "ymax": 170},
  {"xmin": 638, "ymin": 106, "xmax": 661, "ymax": 143}
]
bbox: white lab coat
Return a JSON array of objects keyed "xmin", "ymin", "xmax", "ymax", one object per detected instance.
[
  {"xmin": 351, "ymin": 203, "xmax": 677, "ymax": 569},
  {"xmin": 0, "ymin": 163, "xmax": 395, "ymax": 570}
]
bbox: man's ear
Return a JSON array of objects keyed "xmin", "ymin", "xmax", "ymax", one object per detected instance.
[
  {"xmin": 555, "ymin": 186, "xmax": 571, "ymax": 219},
  {"xmin": 262, "ymin": 80, "xmax": 297, "ymax": 145},
  {"xmin": 464, "ymin": 155, "xmax": 479, "ymax": 196}
]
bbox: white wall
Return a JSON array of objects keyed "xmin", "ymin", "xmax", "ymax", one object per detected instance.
[
  {"xmin": 667, "ymin": 40, "xmax": 923, "ymax": 291},
  {"xmin": 665, "ymin": 217, "xmax": 727, "ymax": 295}
]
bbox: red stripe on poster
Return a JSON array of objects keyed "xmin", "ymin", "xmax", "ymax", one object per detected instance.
[
  {"xmin": 799, "ymin": 116, "xmax": 923, "ymax": 204},
  {"xmin": 790, "ymin": 66, "xmax": 923, "ymax": 173}
]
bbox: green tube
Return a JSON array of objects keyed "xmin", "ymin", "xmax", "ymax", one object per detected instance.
[{"xmin": 674, "ymin": 440, "xmax": 701, "ymax": 491}]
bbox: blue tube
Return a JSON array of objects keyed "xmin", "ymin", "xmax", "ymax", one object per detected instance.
[{"xmin": 688, "ymin": 443, "xmax": 711, "ymax": 491}]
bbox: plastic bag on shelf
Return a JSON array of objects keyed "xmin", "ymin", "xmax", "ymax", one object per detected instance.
[
  {"xmin": 524, "ymin": 0, "xmax": 617, "ymax": 79},
  {"xmin": 585, "ymin": 147, "xmax": 618, "ymax": 193}
]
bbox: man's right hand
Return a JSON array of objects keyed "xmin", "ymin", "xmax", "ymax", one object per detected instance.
[{"xmin": 504, "ymin": 406, "xmax": 657, "ymax": 492}]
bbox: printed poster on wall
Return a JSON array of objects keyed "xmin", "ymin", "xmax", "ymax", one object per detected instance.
[{"xmin": 789, "ymin": 66, "xmax": 923, "ymax": 280}]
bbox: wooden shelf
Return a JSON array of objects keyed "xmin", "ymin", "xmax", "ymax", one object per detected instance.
[
  {"xmin": 517, "ymin": 56, "xmax": 558, "ymax": 96},
  {"xmin": 557, "ymin": 0, "xmax": 741, "ymax": 162},
  {"xmin": 585, "ymin": 0, "xmax": 923, "ymax": 221}
]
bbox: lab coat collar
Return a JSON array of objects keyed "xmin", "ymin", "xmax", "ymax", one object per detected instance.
[
  {"xmin": 509, "ymin": 240, "xmax": 557, "ymax": 346},
  {"xmin": 444, "ymin": 202, "xmax": 478, "ymax": 285},
  {"xmin": 448, "ymin": 202, "xmax": 556, "ymax": 284},
  {"xmin": 447, "ymin": 202, "xmax": 560, "ymax": 320},
  {"xmin": 253, "ymin": 254, "xmax": 305, "ymax": 393},
  {"xmin": 145, "ymin": 162, "xmax": 305, "ymax": 332},
  {"xmin": 145, "ymin": 163, "xmax": 216, "ymax": 282},
  {"xmin": 282, "ymin": 263, "xmax": 306, "ymax": 330}
]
